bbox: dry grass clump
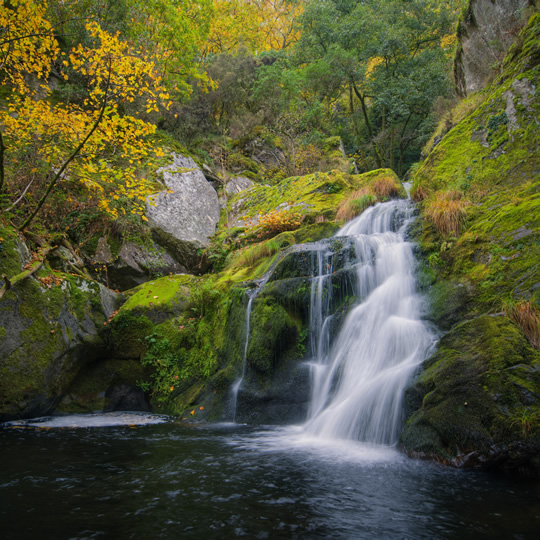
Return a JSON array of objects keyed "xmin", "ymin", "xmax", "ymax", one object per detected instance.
[
  {"xmin": 424, "ymin": 190, "xmax": 470, "ymax": 236},
  {"xmin": 504, "ymin": 298, "xmax": 540, "ymax": 349},
  {"xmin": 411, "ymin": 184, "xmax": 429, "ymax": 202},
  {"xmin": 336, "ymin": 187, "xmax": 376, "ymax": 222},
  {"xmin": 256, "ymin": 209, "xmax": 303, "ymax": 239},
  {"xmin": 373, "ymin": 176, "xmax": 400, "ymax": 198}
]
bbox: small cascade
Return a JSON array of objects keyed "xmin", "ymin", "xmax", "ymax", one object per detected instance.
[
  {"xmin": 304, "ymin": 200, "xmax": 436, "ymax": 444},
  {"xmin": 306, "ymin": 245, "xmax": 334, "ymax": 419},
  {"xmin": 230, "ymin": 293, "xmax": 255, "ymax": 422}
]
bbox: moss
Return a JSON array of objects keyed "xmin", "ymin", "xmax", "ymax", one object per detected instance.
[
  {"xmin": 227, "ymin": 168, "xmax": 402, "ymax": 228},
  {"xmin": 105, "ymin": 311, "xmax": 153, "ymax": 359},
  {"xmin": 401, "ymin": 316, "xmax": 540, "ymax": 472},
  {"xmin": 120, "ymin": 274, "xmax": 193, "ymax": 320},
  {"xmin": 0, "ymin": 225, "xmax": 28, "ymax": 277},
  {"xmin": 247, "ymin": 297, "xmax": 300, "ymax": 375}
]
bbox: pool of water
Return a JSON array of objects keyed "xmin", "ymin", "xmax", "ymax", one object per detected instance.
[{"xmin": 1, "ymin": 417, "xmax": 539, "ymax": 539}]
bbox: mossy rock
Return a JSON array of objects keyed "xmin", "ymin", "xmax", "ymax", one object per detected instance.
[
  {"xmin": 0, "ymin": 270, "xmax": 120, "ymax": 421},
  {"xmin": 56, "ymin": 358, "xmax": 152, "ymax": 413},
  {"xmin": 401, "ymin": 315, "xmax": 540, "ymax": 475},
  {"xmin": 411, "ymin": 14, "xmax": 539, "ymax": 319}
]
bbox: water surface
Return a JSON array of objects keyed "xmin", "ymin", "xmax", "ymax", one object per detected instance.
[{"xmin": 1, "ymin": 419, "xmax": 539, "ymax": 539}]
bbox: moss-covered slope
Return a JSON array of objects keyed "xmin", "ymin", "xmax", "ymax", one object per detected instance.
[{"xmin": 402, "ymin": 13, "xmax": 540, "ymax": 475}]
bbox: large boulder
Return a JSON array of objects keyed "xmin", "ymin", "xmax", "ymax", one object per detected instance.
[
  {"xmin": 401, "ymin": 315, "xmax": 540, "ymax": 476},
  {"xmin": 146, "ymin": 153, "xmax": 221, "ymax": 273},
  {"xmin": 0, "ymin": 226, "xmax": 122, "ymax": 420},
  {"xmin": 454, "ymin": 0, "xmax": 535, "ymax": 96}
]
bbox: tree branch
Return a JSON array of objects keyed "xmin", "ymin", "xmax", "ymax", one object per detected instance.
[
  {"xmin": 18, "ymin": 60, "xmax": 112, "ymax": 232},
  {"xmin": 0, "ymin": 245, "xmax": 56, "ymax": 300}
]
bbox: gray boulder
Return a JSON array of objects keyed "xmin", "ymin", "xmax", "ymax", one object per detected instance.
[
  {"xmin": 93, "ymin": 236, "xmax": 186, "ymax": 291},
  {"xmin": 146, "ymin": 154, "xmax": 220, "ymax": 272},
  {"xmin": 225, "ymin": 175, "xmax": 255, "ymax": 197},
  {"xmin": 454, "ymin": 0, "xmax": 533, "ymax": 96}
]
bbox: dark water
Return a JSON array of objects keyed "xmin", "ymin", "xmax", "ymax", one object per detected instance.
[{"xmin": 1, "ymin": 418, "xmax": 539, "ymax": 539}]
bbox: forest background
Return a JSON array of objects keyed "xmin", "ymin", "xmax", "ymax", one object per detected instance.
[{"xmin": 1, "ymin": 0, "xmax": 467, "ymax": 246}]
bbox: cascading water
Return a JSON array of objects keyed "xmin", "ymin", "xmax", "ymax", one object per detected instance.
[
  {"xmin": 304, "ymin": 199, "xmax": 436, "ymax": 444},
  {"xmin": 230, "ymin": 294, "xmax": 255, "ymax": 422}
]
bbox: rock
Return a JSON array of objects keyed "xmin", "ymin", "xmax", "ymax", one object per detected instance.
[
  {"xmin": 454, "ymin": 0, "xmax": 533, "ymax": 96},
  {"xmin": 93, "ymin": 237, "xmax": 113, "ymax": 264},
  {"xmin": 105, "ymin": 240, "xmax": 186, "ymax": 291},
  {"xmin": 400, "ymin": 315, "xmax": 540, "ymax": 476},
  {"xmin": 225, "ymin": 175, "xmax": 255, "ymax": 197},
  {"xmin": 0, "ymin": 272, "xmax": 122, "ymax": 421},
  {"xmin": 146, "ymin": 153, "xmax": 220, "ymax": 272}
]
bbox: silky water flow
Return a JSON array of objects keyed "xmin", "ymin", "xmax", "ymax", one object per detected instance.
[{"xmin": 303, "ymin": 199, "xmax": 436, "ymax": 444}]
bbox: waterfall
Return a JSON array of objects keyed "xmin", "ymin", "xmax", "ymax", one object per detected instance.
[
  {"xmin": 230, "ymin": 294, "xmax": 255, "ymax": 422},
  {"xmin": 304, "ymin": 200, "xmax": 436, "ymax": 445}
]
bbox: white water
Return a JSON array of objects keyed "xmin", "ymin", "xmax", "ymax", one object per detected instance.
[
  {"xmin": 230, "ymin": 295, "xmax": 255, "ymax": 421},
  {"xmin": 304, "ymin": 200, "xmax": 436, "ymax": 444},
  {"xmin": 4, "ymin": 412, "xmax": 168, "ymax": 428}
]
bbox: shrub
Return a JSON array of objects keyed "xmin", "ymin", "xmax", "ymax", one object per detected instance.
[
  {"xmin": 424, "ymin": 190, "xmax": 470, "ymax": 236},
  {"xmin": 256, "ymin": 209, "xmax": 303, "ymax": 239},
  {"xmin": 503, "ymin": 298, "xmax": 540, "ymax": 349}
]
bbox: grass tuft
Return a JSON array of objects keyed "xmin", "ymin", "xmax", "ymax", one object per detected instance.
[
  {"xmin": 336, "ymin": 187, "xmax": 376, "ymax": 222},
  {"xmin": 373, "ymin": 176, "xmax": 400, "ymax": 198},
  {"xmin": 424, "ymin": 190, "xmax": 470, "ymax": 236},
  {"xmin": 503, "ymin": 298, "xmax": 540, "ymax": 349}
]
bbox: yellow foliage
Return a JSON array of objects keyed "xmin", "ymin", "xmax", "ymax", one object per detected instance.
[
  {"xmin": 0, "ymin": 4, "xmax": 171, "ymax": 223},
  {"xmin": 256, "ymin": 208, "xmax": 303, "ymax": 239},
  {"xmin": 206, "ymin": 0, "xmax": 303, "ymax": 54}
]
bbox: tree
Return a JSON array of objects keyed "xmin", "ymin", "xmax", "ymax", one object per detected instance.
[
  {"xmin": 0, "ymin": 1, "xmax": 173, "ymax": 230},
  {"xmin": 205, "ymin": 0, "xmax": 303, "ymax": 54},
  {"xmin": 295, "ymin": 0, "xmax": 455, "ymax": 174}
]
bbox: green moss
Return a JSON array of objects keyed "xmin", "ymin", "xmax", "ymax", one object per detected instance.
[
  {"xmin": 401, "ymin": 316, "xmax": 540, "ymax": 470},
  {"xmin": 247, "ymin": 297, "xmax": 300, "ymax": 375},
  {"xmin": 0, "ymin": 225, "xmax": 27, "ymax": 277}
]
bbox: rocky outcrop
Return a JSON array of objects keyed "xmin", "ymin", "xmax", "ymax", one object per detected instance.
[
  {"xmin": 401, "ymin": 316, "xmax": 540, "ymax": 475},
  {"xmin": 234, "ymin": 238, "xmax": 360, "ymax": 424},
  {"xmin": 0, "ymin": 227, "xmax": 122, "ymax": 420},
  {"xmin": 92, "ymin": 237, "xmax": 186, "ymax": 291},
  {"xmin": 406, "ymin": 13, "xmax": 540, "ymax": 475},
  {"xmin": 146, "ymin": 153, "xmax": 221, "ymax": 273},
  {"xmin": 454, "ymin": 0, "xmax": 535, "ymax": 96}
]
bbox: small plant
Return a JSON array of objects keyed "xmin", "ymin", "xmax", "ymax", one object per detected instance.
[
  {"xmin": 424, "ymin": 190, "xmax": 470, "ymax": 236},
  {"xmin": 372, "ymin": 176, "xmax": 400, "ymax": 198},
  {"xmin": 256, "ymin": 209, "xmax": 303, "ymax": 239},
  {"xmin": 503, "ymin": 298, "xmax": 540, "ymax": 349},
  {"xmin": 139, "ymin": 333, "xmax": 182, "ymax": 400},
  {"xmin": 509, "ymin": 407, "xmax": 540, "ymax": 436},
  {"xmin": 336, "ymin": 187, "xmax": 376, "ymax": 222}
]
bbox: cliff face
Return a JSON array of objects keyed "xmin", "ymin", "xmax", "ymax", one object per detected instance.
[
  {"xmin": 402, "ymin": 12, "xmax": 540, "ymax": 475},
  {"xmin": 454, "ymin": 0, "xmax": 536, "ymax": 96}
]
